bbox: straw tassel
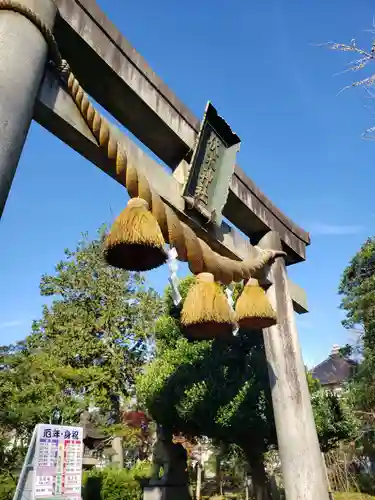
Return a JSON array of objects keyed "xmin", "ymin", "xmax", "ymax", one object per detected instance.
[
  {"xmin": 181, "ymin": 272, "xmax": 234, "ymax": 340},
  {"xmin": 104, "ymin": 197, "xmax": 167, "ymax": 271},
  {"xmin": 235, "ymin": 278, "xmax": 277, "ymax": 329}
]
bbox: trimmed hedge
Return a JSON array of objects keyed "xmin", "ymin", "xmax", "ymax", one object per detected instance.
[
  {"xmin": 0, "ymin": 463, "xmax": 152, "ymax": 500},
  {"xmin": 82, "ymin": 463, "xmax": 152, "ymax": 500}
]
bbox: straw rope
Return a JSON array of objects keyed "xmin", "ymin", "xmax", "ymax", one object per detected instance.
[{"xmin": 0, "ymin": 0, "xmax": 286, "ymax": 283}]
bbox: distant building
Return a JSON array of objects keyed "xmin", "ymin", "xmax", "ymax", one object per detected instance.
[{"xmin": 312, "ymin": 344, "xmax": 357, "ymax": 393}]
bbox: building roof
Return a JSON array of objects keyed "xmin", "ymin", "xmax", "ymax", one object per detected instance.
[{"xmin": 312, "ymin": 346, "xmax": 356, "ymax": 386}]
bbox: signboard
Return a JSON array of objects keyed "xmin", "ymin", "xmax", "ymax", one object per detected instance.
[
  {"xmin": 13, "ymin": 424, "xmax": 84, "ymax": 500},
  {"xmin": 33, "ymin": 424, "xmax": 83, "ymax": 500},
  {"xmin": 183, "ymin": 102, "xmax": 241, "ymax": 226}
]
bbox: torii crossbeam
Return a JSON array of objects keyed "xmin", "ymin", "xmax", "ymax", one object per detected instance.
[{"xmin": 0, "ymin": 1, "xmax": 329, "ymax": 499}]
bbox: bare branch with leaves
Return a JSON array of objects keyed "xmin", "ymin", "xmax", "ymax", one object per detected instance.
[{"xmin": 317, "ymin": 25, "xmax": 375, "ymax": 138}]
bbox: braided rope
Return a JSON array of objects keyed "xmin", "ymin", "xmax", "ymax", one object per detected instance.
[
  {"xmin": 0, "ymin": 0, "xmax": 61, "ymax": 64},
  {"xmin": 0, "ymin": 0, "xmax": 286, "ymax": 284},
  {"xmin": 65, "ymin": 73, "xmax": 287, "ymax": 283}
]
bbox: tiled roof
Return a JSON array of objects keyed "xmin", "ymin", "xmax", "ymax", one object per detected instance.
[{"xmin": 312, "ymin": 354, "xmax": 356, "ymax": 386}]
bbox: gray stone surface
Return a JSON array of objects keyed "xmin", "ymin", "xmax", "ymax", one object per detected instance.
[
  {"xmin": 143, "ymin": 486, "xmax": 191, "ymax": 500},
  {"xmin": 54, "ymin": 0, "xmax": 310, "ymax": 261},
  {"xmin": 0, "ymin": 0, "xmax": 56, "ymax": 217},
  {"xmin": 259, "ymin": 231, "xmax": 330, "ymax": 500}
]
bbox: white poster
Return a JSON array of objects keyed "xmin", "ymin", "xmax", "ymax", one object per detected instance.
[{"xmin": 32, "ymin": 424, "xmax": 83, "ymax": 500}]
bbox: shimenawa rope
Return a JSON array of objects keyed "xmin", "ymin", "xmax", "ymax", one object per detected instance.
[{"xmin": 0, "ymin": 0, "xmax": 285, "ymax": 284}]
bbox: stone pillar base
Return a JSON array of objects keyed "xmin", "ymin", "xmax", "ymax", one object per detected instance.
[{"xmin": 143, "ymin": 485, "xmax": 191, "ymax": 500}]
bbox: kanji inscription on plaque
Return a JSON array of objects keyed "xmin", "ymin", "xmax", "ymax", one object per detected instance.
[{"xmin": 183, "ymin": 102, "xmax": 241, "ymax": 226}]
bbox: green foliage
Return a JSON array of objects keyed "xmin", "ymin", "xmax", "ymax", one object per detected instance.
[
  {"xmin": 153, "ymin": 315, "xmax": 181, "ymax": 353},
  {"xmin": 339, "ymin": 236, "xmax": 375, "ymax": 413},
  {"xmin": 356, "ymin": 472, "xmax": 375, "ymax": 497},
  {"xmin": 218, "ymin": 443, "xmax": 249, "ymax": 488},
  {"xmin": 0, "ymin": 473, "xmax": 17, "ymax": 500},
  {"xmin": 28, "ymin": 227, "xmax": 163, "ymax": 401},
  {"xmin": 338, "ymin": 344, "xmax": 354, "ymax": 360},
  {"xmin": 339, "ymin": 237, "xmax": 375, "ymax": 338},
  {"xmin": 137, "ymin": 332, "xmax": 275, "ymax": 453},
  {"xmin": 82, "ymin": 463, "xmax": 151, "ymax": 500},
  {"xmin": 306, "ymin": 369, "xmax": 321, "ymax": 394},
  {"xmin": 137, "ymin": 277, "xmax": 275, "ymax": 460},
  {"xmin": 0, "ymin": 344, "xmax": 94, "ymax": 434},
  {"xmin": 0, "ymin": 227, "xmax": 162, "ymax": 485},
  {"xmin": 127, "ymin": 460, "xmax": 152, "ymax": 479},
  {"xmin": 139, "ymin": 274, "xmax": 361, "ymax": 472},
  {"xmin": 307, "ymin": 368, "xmax": 357, "ymax": 452},
  {"xmin": 311, "ymin": 390, "xmax": 359, "ymax": 452},
  {"xmin": 0, "ymin": 427, "xmax": 26, "ymax": 500},
  {"xmin": 306, "ymin": 365, "xmax": 358, "ymax": 453}
]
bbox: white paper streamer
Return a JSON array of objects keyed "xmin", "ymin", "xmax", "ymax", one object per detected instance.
[
  {"xmin": 225, "ymin": 287, "xmax": 234, "ymax": 310},
  {"xmin": 168, "ymin": 247, "xmax": 181, "ymax": 306},
  {"xmin": 225, "ymin": 285, "xmax": 239, "ymax": 336}
]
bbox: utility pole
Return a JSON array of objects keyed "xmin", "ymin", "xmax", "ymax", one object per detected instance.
[
  {"xmin": 0, "ymin": 0, "xmax": 56, "ymax": 218},
  {"xmin": 258, "ymin": 231, "xmax": 330, "ymax": 500}
]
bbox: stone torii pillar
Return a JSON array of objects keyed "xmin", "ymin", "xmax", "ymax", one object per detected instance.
[
  {"xmin": 0, "ymin": 0, "xmax": 56, "ymax": 218},
  {"xmin": 258, "ymin": 231, "xmax": 329, "ymax": 500}
]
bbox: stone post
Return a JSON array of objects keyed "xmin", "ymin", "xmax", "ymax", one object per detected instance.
[
  {"xmin": 0, "ymin": 0, "xmax": 56, "ymax": 218},
  {"xmin": 258, "ymin": 231, "xmax": 329, "ymax": 500},
  {"xmin": 111, "ymin": 436, "xmax": 124, "ymax": 467},
  {"xmin": 196, "ymin": 461, "xmax": 202, "ymax": 500}
]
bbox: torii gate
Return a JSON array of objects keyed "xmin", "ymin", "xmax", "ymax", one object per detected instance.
[{"xmin": 0, "ymin": 1, "xmax": 329, "ymax": 499}]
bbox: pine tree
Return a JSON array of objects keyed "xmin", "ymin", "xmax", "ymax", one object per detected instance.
[{"xmin": 0, "ymin": 227, "xmax": 163, "ymax": 492}]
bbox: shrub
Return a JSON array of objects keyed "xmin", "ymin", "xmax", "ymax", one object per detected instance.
[
  {"xmin": 83, "ymin": 463, "xmax": 151, "ymax": 500},
  {"xmin": 0, "ymin": 474, "xmax": 17, "ymax": 500},
  {"xmin": 356, "ymin": 473, "xmax": 375, "ymax": 496}
]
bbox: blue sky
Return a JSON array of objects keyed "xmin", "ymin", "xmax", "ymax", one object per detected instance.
[{"xmin": 0, "ymin": 0, "xmax": 374, "ymax": 368}]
